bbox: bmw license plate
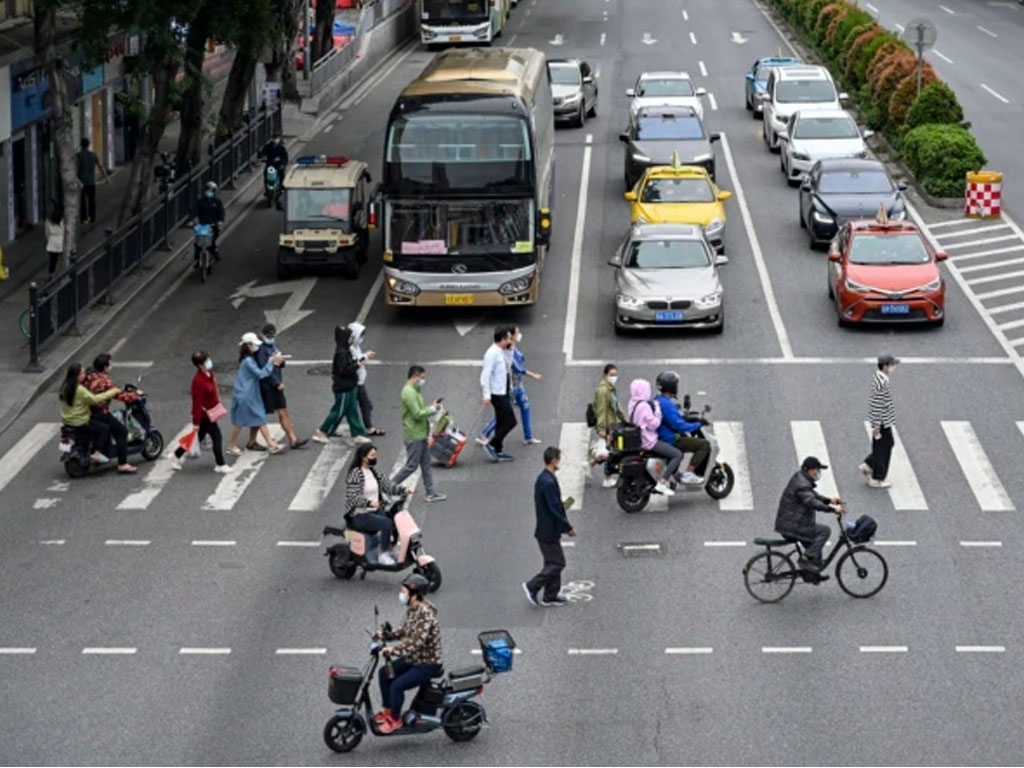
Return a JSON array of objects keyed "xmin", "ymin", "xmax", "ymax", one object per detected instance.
[
  {"xmin": 655, "ymin": 310, "xmax": 684, "ymax": 322},
  {"xmin": 881, "ymin": 303, "xmax": 910, "ymax": 315}
]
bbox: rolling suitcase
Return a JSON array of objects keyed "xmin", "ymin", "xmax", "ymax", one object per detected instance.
[{"xmin": 428, "ymin": 411, "xmax": 469, "ymax": 468}]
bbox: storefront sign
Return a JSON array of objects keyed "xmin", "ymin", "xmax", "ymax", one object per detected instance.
[
  {"xmin": 10, "ymin": 63, "xmax": 50, "ymax": 131},
  {"xmin": 81, "ymin": 63, "xmax": 104, "ymax": 95}
]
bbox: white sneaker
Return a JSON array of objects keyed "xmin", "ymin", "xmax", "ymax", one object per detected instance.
[
  {"xmin": 214, "ymin": 464, "xmax": 234, "ymax": 474},
  {"xmin": 353, "ymin": 436, "xmax": 372, "ymax": 444},
  {"xmin": 311, "ymin": 431, "xmax": 328, "ymax": 444},
  {"xmin": 171, "ymin": 457, "xmax": 183, "ymax": 471},
  {"xmin": 602, "ymin": 476, "xmax": 618, "ymax": 489},
  {"xmin": 523, "ymin": 437, "xmax": 542, "ymax": 445},
  {"xmin": 858, "ymin": 462, "xmax": 872, "ymax": 476},
  {"xmin": 379, "ymin": 552, "xmax": 397, "ymax": 566},
  {"xmin": 680, "ymin": 471, "xmax": 703, "ymax": 485},
  {"xmin": 868, "ymin": 478, "xmax": 891, "ymax": 489},
  {"xmin": 475, "ymin": 436, "xmax": 490, "ymax": 447},
  {"xmin": 654, "ymin": 481, "xmax": 675, "ymax": 496}
]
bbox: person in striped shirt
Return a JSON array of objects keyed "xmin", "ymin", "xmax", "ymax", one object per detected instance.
[{"xmin": 860, "ymin": 354, "xmax": 898, "ymax": 489}]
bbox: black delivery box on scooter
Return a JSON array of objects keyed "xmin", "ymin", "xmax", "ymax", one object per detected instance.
[{"xmin": 328, "ymin": 666, "xmax": 362, "ymax": 705}]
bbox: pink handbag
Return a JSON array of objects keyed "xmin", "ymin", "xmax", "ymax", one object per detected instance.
[{"xmin": 205, "ymin": 402, "xmax": 228, "ymax": 423}]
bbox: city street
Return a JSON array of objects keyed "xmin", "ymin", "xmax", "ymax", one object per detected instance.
[{"xmin": 2, "ymin": 0, "xmax": 1024, "ymax": 764}]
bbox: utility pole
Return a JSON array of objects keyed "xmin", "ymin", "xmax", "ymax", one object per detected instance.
[{"xmin": 303, "ymin": 0, "xmax": 311, "ymax": 80}]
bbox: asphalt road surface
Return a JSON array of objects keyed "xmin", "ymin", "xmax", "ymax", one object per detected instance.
[{"xmin": 3, "ymin": 0, "xmax": 1024, "ymax": 764}]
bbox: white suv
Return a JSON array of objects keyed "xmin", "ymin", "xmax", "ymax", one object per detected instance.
[{"xmin": 762, "ymin": 66, "xmax": 846, "ymax": 153}]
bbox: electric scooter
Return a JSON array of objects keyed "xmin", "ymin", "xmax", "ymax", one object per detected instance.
[
  {"xmin": 263, "ymin": 162, "xmax": 282, "ymax": 209},
  {"xmin": 322, "ymin": 494, "xmax": 442, "ymax": 592}
]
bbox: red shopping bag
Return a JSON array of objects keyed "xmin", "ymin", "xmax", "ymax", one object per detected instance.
[{"xmin": 178, "ymin": 428, "xmax": 198, "ymax": 456}]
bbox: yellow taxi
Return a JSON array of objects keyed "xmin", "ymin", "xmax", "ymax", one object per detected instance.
[{"xmin": 625, "ymin": 153, "xmax": 732, "ymax": 252}]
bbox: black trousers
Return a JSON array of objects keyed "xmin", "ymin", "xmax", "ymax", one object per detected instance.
[
  {"xmin": 174, "ymin": 417, "xmax": 225, "ymax": 466},
  {"xmin": 357, "ymin": 384, "xmax": 374, "ymax": 430},
  {"xmin": 84, "ymin": 418, "xmax": 110, "ymax": 455},
  {"xmin": 487, "ymin": 393, "xmax": 517, "ymax": 453},
  {"xmin": 865, "ymin": 426, "xmax": 894, "ymax": 481},
  {"xmin": 800, "ymin": 523, "xmax": 831, "ymax": 564},
  {"xmin": 526, "ymin": 539, "xmax": 566, "ymax": 601},
  {"xmin": 47, "ymin": 250, "xmax": 60, "ymax": 277},
  {"xmin": 80, "ymin": 184, "xmax": 96, "ymax": 222},
  {"xmin": 93, "ymin": 411, "xmax": 128, "ymax": 464}
]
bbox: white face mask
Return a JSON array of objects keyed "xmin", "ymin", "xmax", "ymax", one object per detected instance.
[
  {"xmin": 398, "ymin": 592, "xmax": 409, "ymax": 606},
  {"xmin": 607, "ymin": 375, "xmax": 618, "ymax": 386},
  {"xmin": 204, "ymin": 359, "xmax": 214, "ymax": 371},
  {"xmin": 515, "ymin": 332, "xmax": 523, "ymax": 343}
]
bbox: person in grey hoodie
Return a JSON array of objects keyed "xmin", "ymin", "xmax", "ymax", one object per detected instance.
[{"xmin": 349, "ymin": 322, "xmax": 385, "ymax": 437}]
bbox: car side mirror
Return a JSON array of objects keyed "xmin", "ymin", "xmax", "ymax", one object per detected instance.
[
  {"xmin": 583, "ymin": 75, "xmax": 594, "ymax": 84},
  {"xmin": 745, "ymin": 73, "xmax": 754, "ymax": 81},
  {"xmin": 619, "ymin": 132, "xmax": 630, "ymax": 143},
  {"xmin": 777, "ymin": 130, "xmax": 788, "ymax": 141},
  {"xmin": 709, "ymin": 133, "xmax": 721, "ymax": 143},
  {"xmin": 801, "ymin": 178, "xmax": 812, "ymax": 191},
  {"xmin": 696, "ymin": 87, "xmax": 708, "ymax": 96},
  {"xmin": 714, "ymin": 255, "xmax": 729, "ymax": 266},
  {"xmin": 624, "ymin": 190, "xmax": 637, "ymax": 201},
  {"xmin": 717, "ymin": 190, "xmax": 733, "ymax": 201},
  {"xmin": 625, "ymin": 88, "xmax": 635, "ymax": 97},
  {"xmin": 936, "ymin": 251, "xmax": 949, "ymax": 262},
  {"xmin": 608, "ymin": 256, "xmax": 622, "ymax": 268},
  {"xmin": 828, "ymin": 250, "xmax": 841, "ymax": 262},
  {"xmin": 862, "ymin": 129, "xmax": 875, "ymax": 140},
  {"xmin": 839, "ymin": 91, "xmax": 850, "ymax": 101},
  {"xmin": 897, "ymin": 181, "xmax": 908, "ymax": 191}
]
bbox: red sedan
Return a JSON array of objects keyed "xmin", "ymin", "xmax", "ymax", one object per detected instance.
[{"xmin": 826, "ymin": 215, "xmax": 947, "ymax": 327}]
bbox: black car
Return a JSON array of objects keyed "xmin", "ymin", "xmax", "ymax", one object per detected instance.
[
  {"xmin": 799, "ymin": 158, "xmax": 907, "ymax": 248},
  {"xmin": 620, "ymin": 105, "xmax": 719, "ymax": 190}
]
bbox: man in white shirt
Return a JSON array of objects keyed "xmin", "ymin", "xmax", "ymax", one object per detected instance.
[{"xmin": 480, "ymin": 326, "xmax": 516, "ymax": 462}]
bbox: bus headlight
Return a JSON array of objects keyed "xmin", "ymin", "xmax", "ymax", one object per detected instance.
[
  {"xmin": 499, "ymin": 275, "xmax": 533, "ymax": 295},
  {"xmin": 387, "ymin": 276, "xmax": 420, "ymax": 296}
]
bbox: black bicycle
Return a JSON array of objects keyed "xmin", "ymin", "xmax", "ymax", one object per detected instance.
[{"xmin": 743, "ymin": 509, "xmax": 887, "ymax": 603}]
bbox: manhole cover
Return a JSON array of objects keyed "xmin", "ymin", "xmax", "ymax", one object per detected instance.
[
  {"xmin": 617, "ymin": 542, "xmax": 666, "ymax": 558},
  {"xmin": 307, "ymin": 365, "xmax": 331, "ymax": 376}
]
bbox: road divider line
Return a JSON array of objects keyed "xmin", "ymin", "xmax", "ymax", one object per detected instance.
[
  {"xmin": 762, "ymin": 646, "xmax": 812, "ymax": 654},
  {"xmin": 562, "ymin": 134, "xmax": 593, "ymax": 362},
  {"xmin": 719, "ymin": 133, "xmax": 793, "ymax": 358},
  {"xmin": 104, "ymin": 540, "xmax": 150, "ymax": 547},
  {"xmin": 275, "ymin": 648, "xmax": 326, "ymax": 655},
  {"xmin": 276, "ymin": 541, "xmax": 321, "ymax": 547},
  {"xmin": 703, "ymin": 540, "xmax": 746, "ymax": 547},
  {"xmin": 82, "ymin": 647, "xmax": 137, "ymax": 655},
  {"xmin": 0, "ymin": 647, "xmax": 37, "ymax": 654},
  {"xmin": 859, "ymin": 646, "xmax": 908, "ymax": 653},
  {"xmin": 940, "ymin": 421, "xmax": 1013, "ymax": 511},
  {"xmin": 665, "ymin": 647, "xmax": 713, "ymax": 654},
  {"xmin": 568, "ymin": 648, "xmax": 618, "ymax": 655},
  {"xmin": 179, "ymin": 647, "xmax": 232, "ymax": 655},
  {"xmin": 959, "ymin": 541, "xmax": 1002, "ymax": 547},
  {"xmin": 981, "ymin": 83, "xmax": 1009, "ymax": 103},
  {"xmin": 955, "ymin": 645, "xmax": 1004, "ymax": 653},
  {"xmin": 191, "ymin": 540, "xmax": 236, "ymax": 547}
]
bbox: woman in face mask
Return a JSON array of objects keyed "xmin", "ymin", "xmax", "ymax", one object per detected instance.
[
  {"xmin": 477, "ymin": 325, "xmax": 543, "ymax": 447},
  {"xmin": 228, "ymin": 332, "xmax": 283, "ymax": 455},
  {"xmin": 343, "ymin": 443, "xmax": 408, "ymax": 566},
  {"xmin": 172, "ymin": 350, "xmax": 231, "ymax": 472}
]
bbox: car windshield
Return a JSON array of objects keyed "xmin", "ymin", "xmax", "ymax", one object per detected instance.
[
  {"xmin": 819, "ymin": 171, "xmax": 893, "ymax": 194},
  {"xmin": 755, "ymin": 61, "xmax": 799, "ymax": 80},
  {"xmin": 286, "ymin": 189, "xmax": 351, "ymax": 231},
  {"xmin": 776, "ymin": 79, "xmax": 836, "ymax": 103},
  {"xmin": 549, "ymin": 64, "xmax": 581, "ymax": 85},
  {"xmin": 636, "ymin": 116, "xmax": 704, "ymax": 140},
  {"xmin": 794, "ymin": 116, "xmax": 858, "ymax": 139},
  {"xmin": 849, "ymin": 233, "xmax": 930, "ymax": 265},
  {"xmin": 637, "ymin": 78, "xmax": 694, "ymax": 98},
  {"xmin": 625, "ymin": 239, "xmax": 710, "ymax": 268},
  {"xmin": 640, "ymin": 177, "xmax": 715, "ymax": 203}
]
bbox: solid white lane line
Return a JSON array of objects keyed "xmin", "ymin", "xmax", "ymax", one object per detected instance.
[
  {"xmin": 275, "ymin": 648, "xmax": 327, "ymax": 655},
  {"xmin": 944, "ymin": 234, "xmax": 1018, "ymax": 249},
  {"xmin": 558, "ymin": 423, "xmax": 591, "ymax": 513},
  {"xmin": 703, "ymin": 540, "xmax": 746, "ymax": 547},
  {"xmin": 203, "ymin": 426, "xmax": 285, "ymax": 510},
  {"xmin": 976, "ymin": 284, "xmax": 1024, "ymax": 301},
  {"xmin": 568, "ymin": 648, "xmax": 618, "ymax": 655},
  {"xmin": 562, "ymin": 134, "xmax": 593, "ymax": 362},
  {"xmin": 938, "ymin": 4, "xmax": 954, "ymax": 13},
  {"xmin": 600, "ymin": 32, "xmax": 606, "ymax": 46},
  {"xmin": 932, "ymin": 49, "xmax": 954, "ymax": 64},
  {"xmin": 762, "ymin": 646, "xmax": 812, "ymax": 654},
  {"xmin": 38, "ymin": 539, "xmax": 66, "ymax": 545},
  {"xmin": 179, "ymin": 647, "xmax": 231, "ymax": 655},
  {"xmin": 934, "ymin": 223, "xmax": 1010, "ymax": 240},
  {"xmin": 689, "ymin": 32, "xmax": 697, "ymax": 45},
  {"xmin": 873, "ymin": 541, "xmax": 917, "ymax": 547},
  {"xmin": 790, "ymin": 421, "xmax": 837, "ymax": 498},
  {"xmin": 276, "ymin": 541, "xmax": 320, "ymax": 547},
  {"xmin": 104, "ymin": 540, "xmax": 150, "ymax": 547},
  {"xmin": 955, "ymin": 645, "xmax": 1004, "ymax": 653},
  {"xmin": 117, "ymin": 425, "xmax": 194, "ymax": 510},
  {"xmin": 860, "ymin": 646, "xmax": 908, "ymax": 653},
  {"xmin": 665, "ymin": 647, "xmax": 713, "ymax": 654},
  {"xmin": 981, "ymin": 84, "xmax": 1010, "ymax": 104},
  {"xmin": 715, "ymin": 421, "xmax": 753, "ymax": 510},
  {"xmin": 288, "ymin": 441, "xmax": 351, "ymax": 511},
  {"xmin": 698, "ymin": 60, "xmax": 707, "ymax": 76},
  {"xmin": 707, "ymin": 92, "xmax": 718, "ymax": 111},
  {"xmin": 959, "ymin": 541, "xmax": 1002, "ymax": 547},
  {"xmin": 0, "ymin": 423, "xmax": 60, "ymax": 495},
  {"xmin": 863, "ymin": 423, "xmax": 927, "ymax": 510},
  {"xmin": 82, "ymin": 647, "xmax": 137, "ymax": 655},
  {"xmin": 682, "ymin": 10, "xmax": 689, "ymax": 21},
  {"xmin": 720, "ymin": 133, "xmax": 793, "ymax": 357},
  {"xmin": 338, "ymin": 39, "xmax": 418, "ymax": 111},
  {"xmin": 191, "ymin": 540, "xmax": 236, "ymax": 547},
  {"xmin": 977, "ymin": 25, "xmax": 998, "ymax": 38},
  {"xmin": 959, "ymin": 256, "xmax": 1024, "ymax": 274},
  {"xmin": 940, "ymin": 421, "xmax": 1014, "ymax": 511},
  {"xmin": 0, "ymin": 647, "xmax": 37, "ymax": 654}
]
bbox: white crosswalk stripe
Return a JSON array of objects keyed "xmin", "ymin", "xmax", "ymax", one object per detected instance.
[
  {"xmin": 118, "ymin": 426, "xmax": 193, "ymax": 510},
  {"xmin": 790, "ymin": 421, "xmax": 838, "ymax": 499},
  {"xmin": 862, "ymin": 423, "xmax": 927, "ymax": 510},
  {"xmin": 715, "ymin": 421, "xmax": 753, "ymax": 511},
  {"xmin": 288, "ymin": 441, "xmax": 351, "ymax": 512},
  {"xmin": 0, "ymin": 423, "xmax": 59, "ymax": 495},
  {"xmin": 940, "ymin": 421, "xmax": 1013, "ymax": 511},
  {"xmin": 558, "ymin": 423, "xmax": 591, "ymax": 512},
  {"xmin": 203, "ymin": 426, "xmax": 285, "ymax": 511}
]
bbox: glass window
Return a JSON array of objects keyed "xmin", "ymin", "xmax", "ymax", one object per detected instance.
[
  {"xmin": 422, "ymin": 0, "xmax": 488, "ymax": 21},
  {"xmin": 776, "ymin": 79, "xmax": 837, "ymax": 103},
  {"xmin": 549, "ymin": 64, "xmax": 582, "ymax": 85},
  {"xmin": 389, "ymin": 200, "xmax": 533, "ymax": 254},
  {"xmin": 848, "ymin": 233, "xmax": 930, "ymax": 265},
  {"xmin": 635, "ymin": 115, "xmax": 705, "ymax": 140},
  {"xmin": 286, "ymin": 189, "xmax": 351, "ymax": 231},
  {"xmin": 640, "ymin": 177, "xmax": 715, "ymax": 203},
  {"xmin": 636, "ymin": 78, "xmax": 695, "ymax": 98},
  {"xmin": 387, "ymin": 114, "xmax": 531, "ymax": 163},
  {"xmin": 625, "ymin": 239, "xmax": 710, "ymax": 269},
  {"xmin": 819, "ymin": 171, "xmax": 893, "ymax": 194},
  {"xmin": 793, "ymin": 116, "xmax": 859, "ymax": 139}
]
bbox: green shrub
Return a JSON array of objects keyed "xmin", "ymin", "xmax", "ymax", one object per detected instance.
[
  {"xmin": 843, "ymin": 27, "xmax": 882, "ymax": 86},
  {"xmin": 828, "ymin": 11, "xmax": 874, "ymax": 62},
  {"xmin": 888, "ymin": 66, "xmax": 937, "ymax": 130},
  {"xmin": 906, "ymin": 81, "xmax": 965, "ymax": 128},
  {"xmin": 814, "ymin": 3, "xmax": 846, "ymax": 46},
  {"xmin": 802, "ymin": 0, "xmax": 831, "ymax": 33},
  {"xmin": 822, "ymin": 8, "xmax": 850, "ymax": 53},
  {"xmin": 902, "ymin": 124, "xmax": 986, "ymax": 197}
]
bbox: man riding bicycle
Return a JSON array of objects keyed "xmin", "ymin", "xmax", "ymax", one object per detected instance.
[{"xmin": 774, "ymin": 456, "xmax": 842, "ymax": 575}]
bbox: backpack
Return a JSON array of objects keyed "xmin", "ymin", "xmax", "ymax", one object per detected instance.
[
  {"xmin": 585, "ymin": 402, "xmax": 597, "ymax": 428},
  {"xmin": 848, "ymin": 514, "xmax": 878, "ymax": 544}
]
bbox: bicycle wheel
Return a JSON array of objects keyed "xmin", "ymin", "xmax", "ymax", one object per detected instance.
[
  {"xmin": 743, "ymin": 550, "xmax": 796, "ymax": 603},
  {"xmin": 835, "ymin": 546, "xmax": 888, "ymax": 598},
  {"xmin": 19, "ymin": 309, "xmax": 31, "ymax": 339},
  {"xmin": 199, "ymin": 248, "xmax": 209, "ymax": 283}
]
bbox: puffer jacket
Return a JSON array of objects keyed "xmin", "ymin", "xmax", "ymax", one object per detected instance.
[
  {"xmin": 774, "ymin": 469, "xmax": 834, "ymax": 541},
  {"xmin": 627, "ymin": 379, "xmax": 661, "ymax": 450},
  {"xmin": 330, "ymin": 325, "xmax": 359, "ymax": 393}
]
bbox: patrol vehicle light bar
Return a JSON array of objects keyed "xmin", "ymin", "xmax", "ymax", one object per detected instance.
[{"xmin": 295, "ymin": 155, "xmax": 350, "ymax": 166}]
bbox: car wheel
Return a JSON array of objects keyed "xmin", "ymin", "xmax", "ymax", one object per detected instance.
[
  {"xmin": 786, "ymin": 174, "xmax": 800, "ymax": 188},
  {"xmin": 588, "ymin": 93, "xmax": 598, "ymax": 117},
  {"xmin": 575, "ymin": 104, "xmax": 585, "ymax": 128},
  {"xmin": 827, "ymin": 280, "xmax": 834, "ymax": 299},
  {"xmin": 799, "ymin": 205, "xmax": 807, "ymax": 229}
]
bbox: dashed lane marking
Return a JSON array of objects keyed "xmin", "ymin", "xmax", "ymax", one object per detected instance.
[
  {"xmin": 703, "ymin": 541, "xmax": 746, "ymax": 547},
  {"xmin": 977, "ymin": 25, "xmax": 999, "ymax": 38},
  {"xmin": 568, "ymin": 648, "xmax": 618, "ymax": 656},
  {"xmin": 0, "ymin": 648, "xmax": 37, "ymax": 655},
  {"xmin": 191, "ymin": 540, "xmax": 236, "ymax": 547},
  {"xmin": 959, "ymin": 541, "xmax": 1003, "ymax": 547},
  {"xmin": 707, "ymin": 92, "xmax": 718, "ymax": 111},
  {"xmin": 276, "ymin": 541, "xmax": 320, "ymax": 547},
  {"xmin": 932, "ymin": 49, "xmax": 954, "ymax": 64},
  {"xmin": 762, "ymin": 647, "xmax": 812, "ymax": 654},
  {"xmin": 104, "ymin": 540, "xmax": 151, "ymax": 547},
  {"xmin": 955, "ymin": 645, "xmax": 1004, "ymax": 653},
  {"xmin": 981, "ymin": 83, "xmax": 1010, "ymax": 103},
  {"xmin": 82, "ymin": 647, "xmax": 137, "ymax": 655},
  {"xmin": 275, "ymin": 648, "xmax": 327, "ymax": 655},
  {"xmin": 38, "ymin": 539, "xmax": 65, "ymax": 546},
  {"xmin": 179, "ymin": 647, "xmax": 232, "ymax": 655},
  {"xmin": 859, "ymin": 646, "xmax": 908, "ymax": 653},
  {"xmin": 665, "ymin": 647, "xmax": 713, "ymax": 654},
  {"xmin": 689, "ymin": 31, "xmax": 697, "ymax": 44},
  {"xmin": 698, "ymin": 60, "xmax": 707, "ymax": 76},
  {"xmin": 874, "ymin": 541, "xmax": 917, "ymax": 547}
]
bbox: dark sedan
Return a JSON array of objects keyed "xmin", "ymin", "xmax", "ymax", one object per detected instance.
[
  {"xmin": 620, "ymin": 105, "xmax": 719, "ymax": 190},
  {"xmin": 799, "ymin": 158, "xmax": 907, "ymax": 249}
]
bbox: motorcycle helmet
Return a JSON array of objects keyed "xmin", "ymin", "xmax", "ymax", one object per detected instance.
[
  {"xmin": 401, "ymin": 573, "xmax": 431, "ymax": 600},
  {"xmin": 655, "ymin": 370, "xmax": 680, "ymax": 395},
  {"xmin": 206, "ymin": 181, "xmax": 218, "ymax": 193}
]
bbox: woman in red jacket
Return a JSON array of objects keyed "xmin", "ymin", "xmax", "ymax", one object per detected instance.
[{"xmin": 172, "ymin": 350, "xmax": 231, "ymax": 473}]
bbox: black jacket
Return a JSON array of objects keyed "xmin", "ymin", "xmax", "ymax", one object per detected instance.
[
  {"xmin": 774, "ymin": 469, "xmax": 833, "ymax": 541},
  {"xmin": 195, "ymin": 195, "xmax": 225, "ymax": 225},
  {"xmin": 533, "ymin": 469, "xmax": 572, "ymax": 543},
  {"xmin": 331, "ymin": 325, "xmax": 359, "ymax": 393}
]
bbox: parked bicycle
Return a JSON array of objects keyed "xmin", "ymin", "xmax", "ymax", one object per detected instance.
[{"xmin": 743, "ymin": 506, "xmax": 887, "ymax": 602}]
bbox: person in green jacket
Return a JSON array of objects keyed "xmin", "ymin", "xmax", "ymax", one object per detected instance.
[
  {"xmin": 390, "ymin": 365, "xmax": 447, "ymax": 503},
  {"xmin": 592, "ymin": 363, "xmax": 626, "ymax": 488},
  {"xmin": 59, "ymin": 362, "xmax": 122, "ymax": 467}
]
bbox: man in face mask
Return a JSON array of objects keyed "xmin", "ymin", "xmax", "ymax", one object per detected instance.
[
  {"xmin": 390, "ymin": 366, "xmax": 446, "ymax": 503},
  {"xmin": 193, "ymin": 181, "xmax": 226, "ymax": 263},
  {"xmin": 591, "ymin": 363, "xmax": 626, "ymax": 488},
  {"xmin": 523, "ymin": 446, "xmax": 576, "ymax": 607}
]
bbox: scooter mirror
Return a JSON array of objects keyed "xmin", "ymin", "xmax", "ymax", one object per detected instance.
[{"xmin": 704, "ymin": 404, "xmax": 712, "ymax": 414}]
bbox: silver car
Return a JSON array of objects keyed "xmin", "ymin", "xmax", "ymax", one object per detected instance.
[
  {"xmin": 549, "ymin": 58, "xmax": 598, "ymax": 128},
  {"xmin": 628, "ymin": 71, "xmax": 706, "ymax": 120},
  {"xmin": 609, "ymin": 223, "xmax": 727, "ymax": 334},
  {"xmin": 779, "ymin": 109, "xmax": 871, "ymax": 186}
]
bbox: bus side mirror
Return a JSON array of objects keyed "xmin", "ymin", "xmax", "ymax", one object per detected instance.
[
  {"xmin": 367, "ymin": 201, "xmax": 378, "ymax": 231},
  {"xmin": 536, "ymin": 207, "xmax": 552, "ymax": 246}
]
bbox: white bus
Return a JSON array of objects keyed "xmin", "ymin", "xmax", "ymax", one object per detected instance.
[{"xmin": 419, "ymin": 0, "xmax": 510, "ymax": 46}]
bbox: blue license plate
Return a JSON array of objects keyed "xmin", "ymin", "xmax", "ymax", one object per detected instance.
[
  {"xmin": 655, "ymin": 310, "xmax": 684, "ymax": 322},
  {"xmin": 881, "ymin": 304, "xmax": 910, "ymax": 315}
]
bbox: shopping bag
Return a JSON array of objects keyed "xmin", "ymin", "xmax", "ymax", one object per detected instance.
[
  {"xmin": 590, "ymin": 437, "xmax": 609, "ymax": 462},
  {"xmin": 179, "ymin": 428, "xmax": 200, "ymax": 458}
]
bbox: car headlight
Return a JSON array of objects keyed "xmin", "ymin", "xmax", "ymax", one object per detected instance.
[
  {"xmin": 692, "ymin": 152, "xmax": 713, "ymax": 162},
  {"xmin": 791, "ymin": 151, "xmax": 811, "ymax": 161},
  {"xmin": 812, "ymin": 210, "xmax": 833, "ymax": 224},
  {"xmin": 387, "ymin": 276, "xmax": 421, "ymax": 296},
  {"xmin": 422, "ymin": 28, "xmax": 436, "ymax": 39},
  {"xmin": 854, "ymin": 150, "xmax": 869, "ymax": 159},
  {"xmin": 563, "ymin": 93, "xmax": 581, "ymax": 104},
  {"xmin": 844, "ymin": 277, "xmax": 874, "ymax": 293},
  {"xmin": 631, "ymin": 151, "xmax": 651, "ymax": 162},
  {"xmin": 617, "ymin": 294, "xmax": 645, "ymax": 309},
  {"xmin": 634, "ymin": 215, "xmax": 649, "ymax": 225},
  {"xmin": 704, "ymin": 217, "xmax": 725, "ymax": 233},
  {"xmin": 498, "ymin": 275, "xmax": 533, "ymax": 295},
  {"xmin": 890, "ymin": 209, "xmax": 906, "ymax": 221},
  {"xmin": 475, "ymin": 23, "xmax": 490, "ymax": 36},
  {"xmin": 695, "ymin": 291, "xmax": 722, "ymax": 309},
  {"xmin": 918, "ymin": 276, "xmax": 941, "ymax": 292}
]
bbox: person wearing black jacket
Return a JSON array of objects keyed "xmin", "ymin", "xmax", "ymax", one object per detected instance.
[
  {"xmin": 523, "ymin": 447, "xmax": 576, "ymax": 607},
  {"xmin": 313, "ymin": 325, "xmax": 369, "ymax": 443},
  {"xmin": 192, "ymin": 181, "xmax": 226, "ymax": 262},
  {"xmin": 774, "ymin": 456, "xmax": 841, "ymax": 573}
]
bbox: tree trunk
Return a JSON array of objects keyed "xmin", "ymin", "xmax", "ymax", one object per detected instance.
[
  {"xmin": 266, "ymin": 0, "xmax": 301, "ymax": 102},
  {"xmin": 118, "ymin": 61, "xmax": 180, "ymax": 225},
  {"xmin": 313, "ymin": 0, "xmax": 334, "ymax": 64},
  {"xmin": 215, "ymin": 39, "xmax": 258, "ymax": 141},
  {"xmin": 34, "ymin": 3, "xmax": 79, "ymax": 267},
  {"xmin": 174, "ymin": 5, "xmax": 215, "ymax": 174}
]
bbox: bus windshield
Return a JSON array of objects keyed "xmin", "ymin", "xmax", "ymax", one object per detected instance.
[
  {"xmin": 389, "ymin": 200, "xmax": 533, "ymax": 255},
  {"xmin": 422, "ymin": 0, "xmax": 488, "ymax": 22},
  {"xmin": 386, "ymin": 113, "xmax": 533, "ymax": 192}
]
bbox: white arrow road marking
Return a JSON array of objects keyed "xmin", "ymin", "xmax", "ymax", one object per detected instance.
[
  {"xmin": 229, "ymin": 277, "xmax": 318, "ymax": 333},
  {"xmin": 289, "ymin": 442, "xmax": 351, "ymax": 511},
  {"xmin": 453, "ymin": 315, "xmax": 486, "ymax": 337},
  {"xmin": 549, "ymin": 34, "xmax": 564, "ymax": 46},
  {"xmin": 731, "ymin": 31, "xmax": 749, "ymax": 44},
  {"xmin": 642, "ymin": 33, "xmax": 657, "ymax": 45}
]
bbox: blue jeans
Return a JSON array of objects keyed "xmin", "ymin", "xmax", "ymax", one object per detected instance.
[
  {"xmin": 482, "ymin": 386, "xmax": 532, "ymax": 440},
  {"xmin": 378, "ymin": 658, "xmax": 443, "ymax": 715}
]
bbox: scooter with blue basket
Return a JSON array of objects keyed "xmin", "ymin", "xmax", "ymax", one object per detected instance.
[{"xmin": 323, "ymin": 608, "xmax": 516, "ymax": 753}]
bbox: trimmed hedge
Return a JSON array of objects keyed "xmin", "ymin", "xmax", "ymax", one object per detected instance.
[{"xmin": 765, "ymin": 0, "xmax": 984, "ymax": 198}]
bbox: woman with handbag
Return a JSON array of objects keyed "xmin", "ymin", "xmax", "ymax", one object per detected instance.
[
  {"xmin": 172, "ymin": 350, "xmax": 232, "ymax": 473},
  {"xmin": 228, "ymin": 332, "xmax": 284, "ymax": 455}
]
